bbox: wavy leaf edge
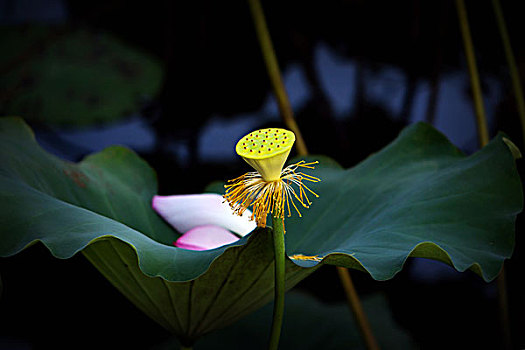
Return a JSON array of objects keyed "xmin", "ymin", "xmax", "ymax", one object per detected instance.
[{"xmin": 1, "ymin": 117, "xmax": 520, "ymax": 284}]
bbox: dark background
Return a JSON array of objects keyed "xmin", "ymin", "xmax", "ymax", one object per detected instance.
[{"xmin": 1, "ymin": 0, "xmax": 524, "ymax": 349}]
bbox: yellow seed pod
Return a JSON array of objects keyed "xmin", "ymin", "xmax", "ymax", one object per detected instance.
[{"xmin": 235, "ymin": 128, "xmax": 295, "ymax": 181}]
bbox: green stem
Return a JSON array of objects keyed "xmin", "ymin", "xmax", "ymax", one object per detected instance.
[
  {"xmin": 455, "ymin": 0, "xmax": 489, "ymax": 147},
  {"xmin": 492, "ymin": 0, "xmax": 525, "ymax": 147},
  {"xmin": 247, "ymin": 0, "xmax": 308, "ymax": 156},
  {"xmin": 269, "ymin": 215, "xmax": 286, "ymax": 350},
  {"xmin": 457, "ymin": 2, "xmax": 512, "ymax": 348},
  {"xmin": 248, "ymin": 2, "xmax": 378, "ymax": 349}
]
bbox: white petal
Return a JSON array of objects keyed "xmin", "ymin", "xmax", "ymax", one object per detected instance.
[
  {"xmin": 152, "ymin": 193, "xmax": 255, "ymax": 236},
  {"xmin": 174, "ymin": 225, "xmax": 239, "ymax": 251}
]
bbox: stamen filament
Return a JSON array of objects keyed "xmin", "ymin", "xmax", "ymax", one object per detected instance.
[
  {"xmin": 290, "ymin": 254, "xmax": 323, "ymax": 262},
  {"xmin": 224, "ymin": 160, "xmax": 319, "ymax": 227}
]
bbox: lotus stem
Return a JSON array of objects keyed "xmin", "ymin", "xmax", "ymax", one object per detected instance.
[
  {"xmin": 247, "ymin": 0, "xmax": 308, "ymax": 156},
  {"xmin": 248, "ymin": 1, "xmax": 378, "ymax": 349},
  {"xmin": 492, "ymin": 0, "xmax": 525, "ymax": 147},
  {"xmin": 492, "ymin": 1, "xmax": 516, "ymax": 336},
  {"xmin": 492, "ymin": 1, "xmax": 517, "ymax": 343},
  {"xmin": 456, "ymin": 1, "xmax": 512, "ymax": 348},
  {"xmin": 269, "ymin": 215, "xmax": 286, "ymax": 350},
  {"xmin": 455, "ymin": 0, "xmax": 489, "ymax": 146}
]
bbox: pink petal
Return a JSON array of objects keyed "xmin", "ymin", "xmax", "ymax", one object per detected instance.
[
  {"xmin": 152, "ymin": 194, "xmax": 255, "ymax": 236},
  {"xmin": 175, "ymin": 225, "xmax": 239, "ymax": 251}
]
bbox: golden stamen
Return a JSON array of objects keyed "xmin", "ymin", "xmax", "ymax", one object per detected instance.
[
  {"xmin": 224, "ymin": 160, "xmax": 320, "ymax": 227},
  {"xmin": 289, "ymin": 254, "xmax": 323, "ymax": 262},
  {"xmin": 225, "ymin": 128, "xmax": 320, "ymax": 227}
]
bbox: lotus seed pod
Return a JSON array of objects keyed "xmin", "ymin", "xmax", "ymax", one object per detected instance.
[{"xmin": 235, "ymin": 128, "xmax": 296, "ymax": 181}]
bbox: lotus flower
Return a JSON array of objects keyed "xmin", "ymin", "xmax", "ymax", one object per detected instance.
[
  {"xmin": 224, "ymin": 128, "xmax": 319, "ymax": 227},
  {"xmin": 152, "ymin": 193, "xmax": 256, "ymax": 250}
]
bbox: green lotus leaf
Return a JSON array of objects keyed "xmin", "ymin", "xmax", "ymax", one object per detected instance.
[
  {"xmin": 283, "ymin": 125, "xmax": 522, "ymax": 282},
  {"xmin": 0, "ymin": 117, "xmax": 313, "ymax": 345},
  {"xmin": 0, "ymin": 117, "xmax": 521, "ymax": 346},
  {"xmin": 0, "ymin": 26, "xmax": 163, "ymax": 126}
]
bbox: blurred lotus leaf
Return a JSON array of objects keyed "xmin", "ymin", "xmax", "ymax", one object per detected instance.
[
  {"xmin": 0, "ymin": 26, "xmax": 163, "ymax": 126},
  {"xmin": 158, "ymin": 292, "xmax": 417, "ymax": 350},
  {"xmin": 0, "ymin": 117, "xmax": 521, "ymax": 346}
]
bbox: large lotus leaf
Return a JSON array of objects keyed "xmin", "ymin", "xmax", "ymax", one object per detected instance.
[
  {"xmin": 282, "ymin": 125, "xmax": 522, "ymax": 282},
  {"xmin": 0, "ymin": 117, "xmax": 522, "ymax": 345},
  {"xmin": 0, "ymin": 117, "xmax": 314, "ymax": 344},
  {"xmin": 0, "ymin": 26, "xmax": 163, "ymax": 126}
]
